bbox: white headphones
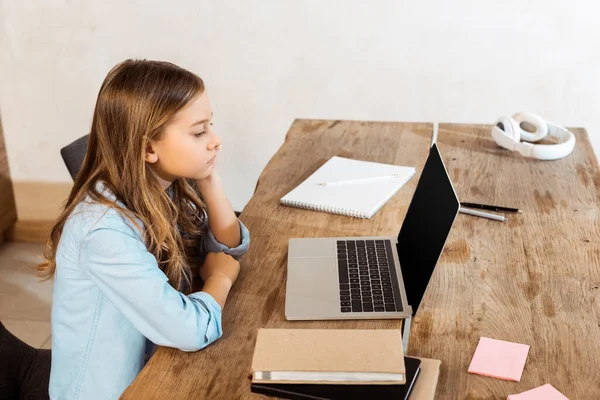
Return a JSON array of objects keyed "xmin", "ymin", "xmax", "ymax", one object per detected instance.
[{"xmin": 490, "ymin": 112, "xmax": 576, "ymax": 160}]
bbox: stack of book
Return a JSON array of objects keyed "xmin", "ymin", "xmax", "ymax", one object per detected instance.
[{"xmin": 250, "ymin": 328, "xmax": 441, "ymax": 400}]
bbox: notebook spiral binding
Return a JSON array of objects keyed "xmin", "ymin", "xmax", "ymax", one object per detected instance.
[{"xmin": 280, "ymin": 198, "xmax": 370, "ymax": 219}]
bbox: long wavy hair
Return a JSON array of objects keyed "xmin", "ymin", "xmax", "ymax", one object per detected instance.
[{"xmin": 38, "ymin": 59, "xmax": 208, "ymax": 293}]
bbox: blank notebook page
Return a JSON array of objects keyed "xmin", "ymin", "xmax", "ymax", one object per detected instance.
[{"xmin": 280, "ymin": 156, "xmax": 415, "ymax": 218}]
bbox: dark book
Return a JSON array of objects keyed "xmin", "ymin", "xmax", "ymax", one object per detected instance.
[{"xmin": 250, "ymin": 356, "xmax": 421, "ymax": 400}]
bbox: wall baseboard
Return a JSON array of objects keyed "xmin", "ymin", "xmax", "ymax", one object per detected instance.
[
  {"xmin": 7, "ymin": 219, "xmax": 54, "ymax": 243},
  {"xmin": 6, "ymin": 181, "xmax": 71, "ymax": 243},
  {"xmin": 12, "ymin": 181, "xmax": 73, "ymax": 221}
]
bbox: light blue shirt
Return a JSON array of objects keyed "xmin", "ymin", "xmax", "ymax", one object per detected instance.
[{"xmin": 49, "ymin": 190, "xmax": 250, "ymax": 400}]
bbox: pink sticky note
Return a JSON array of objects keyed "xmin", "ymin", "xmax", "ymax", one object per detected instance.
[
  {"xmin": 507, "ymin": 384, "xmax": 569, "ymax": 400},
  {"xmin": 467, "ymin": 337, "xmax": 530, "ymax": 381}
]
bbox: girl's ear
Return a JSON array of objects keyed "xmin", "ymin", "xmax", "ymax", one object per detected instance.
[{"xmin": 144, "ymin": 142, "xmax": 159, "ymax": 164}]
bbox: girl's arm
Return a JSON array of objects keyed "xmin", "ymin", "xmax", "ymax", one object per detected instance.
[
  {"xmin": 81, "ymin": 217, "xmax": 224, "ymax": 352},
  {"xmin": 196, "ymin": 172, "xmax": 241, "ymax": 248}
]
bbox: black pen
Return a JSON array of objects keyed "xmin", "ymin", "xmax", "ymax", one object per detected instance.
[{"xmin": 461, "ymin": 202, "xmax": 522, "ymax": 213}]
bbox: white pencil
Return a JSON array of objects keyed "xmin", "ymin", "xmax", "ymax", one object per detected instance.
[
  {"xmin": 459, "ymin": 206, "xmax": 507, "ymax": 222},
  {"xmin": 317, "ymin": 174, "xmax": 404, "ymax": 186}
]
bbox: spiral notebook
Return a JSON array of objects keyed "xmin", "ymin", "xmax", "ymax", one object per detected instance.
[{"xmin": 280, "ymin": 156, "xmax": 415, "ymax": 218}]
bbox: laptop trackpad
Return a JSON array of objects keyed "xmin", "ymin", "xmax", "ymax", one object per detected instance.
[
  {"xmin": 289, "ymin": 238, "xmax": 336, "ymax": 258},
  {"xmin": 286, "ymin": 256, "xmax": 339, "ymax": 316}
]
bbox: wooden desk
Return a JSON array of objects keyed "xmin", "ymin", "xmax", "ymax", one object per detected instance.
[{"xmin": 122, "ymin": 120, "xmax": 600, "ymax": 399}]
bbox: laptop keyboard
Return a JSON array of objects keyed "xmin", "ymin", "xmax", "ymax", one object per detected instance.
[{"xmin": 337, "ymin": 239, "xmax": 402, "ymax": 313}]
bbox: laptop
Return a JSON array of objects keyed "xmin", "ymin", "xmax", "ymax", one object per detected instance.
[{"xmin": 285, "ymin": 143, "xmax": 460, "ymax": 320}]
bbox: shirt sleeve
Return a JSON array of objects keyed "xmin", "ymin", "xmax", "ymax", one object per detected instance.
[
  {"xmin": 79, "ymin": 216, "xmax": 223, "ymax": 352},
  {"xmin": 200, "ymin": 210, "xmax": 250, "ymax": 260}
]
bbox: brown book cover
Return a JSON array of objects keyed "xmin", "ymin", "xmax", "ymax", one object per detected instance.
[
  {"xmin": 410, "ymin": 357, "xmax": 441, "ymax": 400},
  {"xmin": 251, "ymin": 328, "xmax": 406, "ymax": 385}
]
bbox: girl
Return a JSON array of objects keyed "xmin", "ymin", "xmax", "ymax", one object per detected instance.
[{"xmin": 38, "ymin": 59, "xmax": 250, "ymax": 399}]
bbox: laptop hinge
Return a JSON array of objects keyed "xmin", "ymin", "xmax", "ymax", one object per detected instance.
[{"xmin": 402, "ymin": 316, "xmax": 412, "ymax": 354}]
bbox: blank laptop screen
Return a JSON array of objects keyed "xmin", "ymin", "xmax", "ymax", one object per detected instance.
[{"xmin": 396, "ymin": 143, "xmax": 460, "ymax": 314}]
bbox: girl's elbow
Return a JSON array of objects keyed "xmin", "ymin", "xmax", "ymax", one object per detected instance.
[{"xmin": 178, "ymin": 330, "xmax": 222, "ymax": 352}]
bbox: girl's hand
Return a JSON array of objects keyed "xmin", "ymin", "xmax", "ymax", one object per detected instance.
[
  {"xmin": 199, "ymin": 251, "xmax": 240, "ymax": 285},
  {"xmin": 200, "ymin": 252, "xmax": 240, "ymax": 308},
  {"xmin": 196, "ymin": 170, "xmax": 223, "ymax": 194}
]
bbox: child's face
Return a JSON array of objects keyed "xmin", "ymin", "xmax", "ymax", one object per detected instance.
[{"xmin": 146, "ymin": 91, "xmax": 221, "ymax": 184}]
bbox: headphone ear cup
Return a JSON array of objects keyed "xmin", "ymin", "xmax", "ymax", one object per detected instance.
[
  {"xmin": 491, "ymin": 116, "xmax": 520, "ymax": 150},
  {"xmin": 529, "ymin": 122, "xmax": 577, "ymax": 160},
  {"xmin": 513, "ymin": 112, "xmax": 548, "ymax": 142}
]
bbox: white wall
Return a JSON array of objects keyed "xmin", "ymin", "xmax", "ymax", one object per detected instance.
[{"xmin": 1, "ymin": 0, "xmax": 599, "ymax": 211}]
